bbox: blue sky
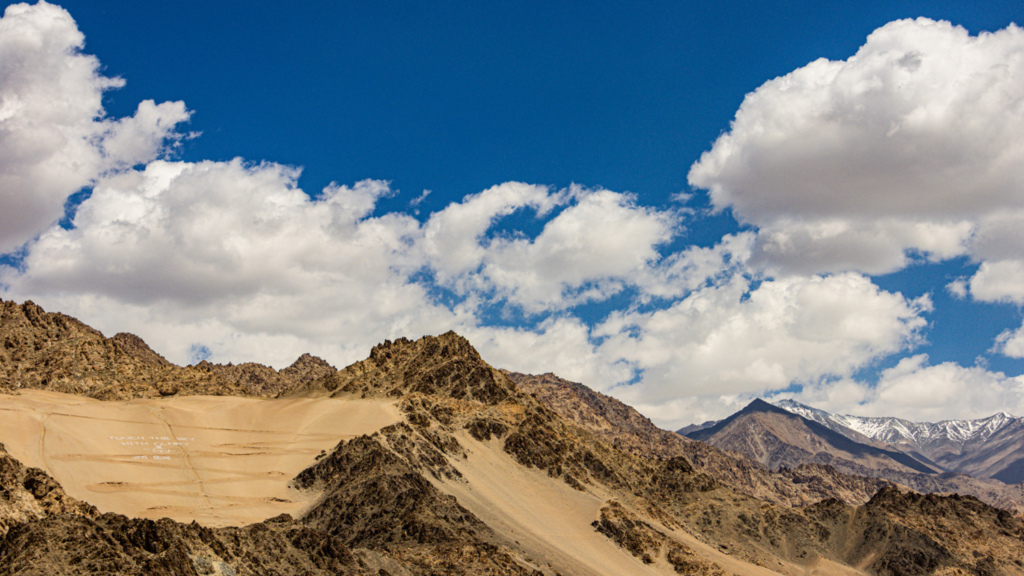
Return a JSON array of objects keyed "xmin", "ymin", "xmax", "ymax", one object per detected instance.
[{"xmin": 1, "ymin": 0, "xmax": 1023, "ymax": 427}]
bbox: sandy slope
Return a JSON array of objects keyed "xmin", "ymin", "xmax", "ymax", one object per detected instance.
[
  {"xmin": 435, "ymin": 432, "xmax": 852, "ymax": 576},
  {"xmin": 0, "ymin": 390, "xmax": 400, "ymax": 526}
]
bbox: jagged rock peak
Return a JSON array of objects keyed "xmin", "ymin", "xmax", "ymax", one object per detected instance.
[
  {"xmin": 1, "ymin": 298, "xmax": 99, "ymax": 337},
  {"xmin": 285, "ymin": 352, "xmax": 334, "ymax": 371},
  {"xmin": 303, "ymin": 331, "xmax": 515, "ymax": 405},
  {"xmin": 741, "ymin": 398, "xmax": 791, "ymax": 414},
  {"xmin": 110, "ymin": 332, "xmax": 171, "ymax": 367},
  {"xmin": 368, "ymin": 330, "xmax": 482, "ymax": 367}
]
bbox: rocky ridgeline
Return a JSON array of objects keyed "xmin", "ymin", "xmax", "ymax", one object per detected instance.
[
  {"xmin": 506, "ymin": 371, "xmax": 895, "ymax": 508},
  {"xmin": 0, "ymin": 443, "xmax": 98, "ymax": 539},
  {"xmin": 1, "ymin": 300, "xmax": 1023, "ymax": 574},
  {"xmin": 287, "ymin": 332, "xmax": 514, "ymax": 404},
  {"xmin": 0, "ymin": 299, "xmax": 334, "ymax": 399}
]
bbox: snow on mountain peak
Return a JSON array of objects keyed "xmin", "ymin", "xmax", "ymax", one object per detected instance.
[{"xmin": 770, "ymin": 400, "xmax": 1020, "ymax": 447}]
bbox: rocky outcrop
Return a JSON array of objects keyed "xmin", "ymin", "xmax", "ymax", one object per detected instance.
[
  {"xmin": 0, "ymin": 443, "xmax": 97, "ymax": 539},
  {"xmin": 293, "ymin": 333, "xmax": 514, "ymax": 405},
  {"xmin": 851, "ymin": 487, "xmax": 1024, "ymax": 575},
  {"xmin": 592, "ymin": 501, "xmax": 724, "ymax": 575},
  {"xmin": 505, "ymin": 371, "xmax": 682, "ymax": 460},
  {"xmin": 202, "ymin": 353, "xmax": 337, "ymax": 397},
  {"xmin": 294, "ymin": 432, "xmax": 530, "ymax": 576},
  {"xmin": 110, "ymin": 332, "xmax": 172, "ymax": 367},
  {"xmin": 0, "ymin": 299, "xmax": 335, "ymax": 399},
  {"xmin": 0, "ymin": 512, "xmax": 369, "ymax": 576}
]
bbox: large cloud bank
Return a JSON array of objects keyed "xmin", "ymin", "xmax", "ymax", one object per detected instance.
[{"xmin": 1, "ymin": 4, "xmax": 1023, "ymax": 426}]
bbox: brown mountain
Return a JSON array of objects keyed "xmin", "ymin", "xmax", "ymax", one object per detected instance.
[
  {"xmin": 505, "ymin": 372, "xmax": 1024, "ymax": 515},
  {"xmin": 687, "ymin": 399, "xmax": 941, "ymax": 475},
  {"xmin": 503, "ymin": 371, "xmax": 899, "ymax": 508},
  {"xmin": 688, "ymin": 399, "xmax": 1024, "ymax": 514},
  {"xmin": 0, "ymin": 299, "xmax": 334, "ymax": 399},
  {"xmin": 2, "ymin": 299, "xmax": 1024, "ymax": 574}
]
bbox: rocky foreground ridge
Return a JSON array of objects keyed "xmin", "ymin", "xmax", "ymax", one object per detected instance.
[{"xmin": 1, "ymin": 299, "xmax": 1024, "ymax": 575}]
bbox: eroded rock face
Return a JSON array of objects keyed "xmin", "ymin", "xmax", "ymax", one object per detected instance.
[
  {"xmin": 0, "ymin": 443, "xmax": 97, "ymax": 539},
  {"xmin": 294, "ymin": 432, "xmax": 533, "ymax": 576},
  {"xmin": 592, "ymin": 501, "xmax": 726, "ymax": 575},
  {"xmin": 854, "ymin": 487, "xmax": 1024, "ymax": 576},
  {"xmin": 0, "ymin": 512, "xmax": 368, "ymax": 576}
]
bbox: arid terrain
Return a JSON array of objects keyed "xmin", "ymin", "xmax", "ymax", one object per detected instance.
[
  {"xmin": 0, "ymin": 390, "xmax": 401, "ymax": 526},
  {"xmin": 2, "ymin": 298, "xmax": 1024, "ymax": 575}
]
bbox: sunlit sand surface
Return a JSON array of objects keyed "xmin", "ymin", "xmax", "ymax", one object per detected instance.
[{"xmin": 0, "ymin": 390, "xmax": 400, "ymax": 527}]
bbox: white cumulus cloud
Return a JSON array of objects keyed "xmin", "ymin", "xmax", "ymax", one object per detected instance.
[
  {"xmin": 689, "ymin": 18, "xmax": 1024, "ymax": 276},
  {"xmin": 0, "ymin": 1, "xmax": 190, "ymax": 253},
  {"xmin": 867, "ymin": 355, "xmax": 1024, "ymax": 420},
  {"xmin": 776, "ymin": 356, "xmax": 1024, "ymax": 422},
  {"xmin": 589, "ymin": 272, "xmax": 930, "ymax": 428},
  {"xmin": 1, "ymin": 159, "xmax": 460, "ymax": 366},
  {"xmin": 967, "ymin": 260, "xmax": 1024, "ymax": 304}
]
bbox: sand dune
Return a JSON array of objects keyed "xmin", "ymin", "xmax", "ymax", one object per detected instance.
[{"xmin": 0, "ymin": 390, "xmax": 401, "ymax": 526}]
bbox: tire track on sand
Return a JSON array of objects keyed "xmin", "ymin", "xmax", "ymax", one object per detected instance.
[{"xmin": 148, "ymin": 406, "xmax": 219, "ymax": 521}]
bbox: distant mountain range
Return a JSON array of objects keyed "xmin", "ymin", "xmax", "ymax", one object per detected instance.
[
  {"xmin": 773, "ymin": 399, "xmax": 1024, "ymax": 484},
  {"xmin": 678, "ymin": 399, "xmax": 1024, "ymax": 512},
  {"xmin": 684, "ymin": 399, "xmax": 1024, "ymax": 483},
  {"xmin": 686, "ymin": 399, "xmax": 941, "ymax": 475}
]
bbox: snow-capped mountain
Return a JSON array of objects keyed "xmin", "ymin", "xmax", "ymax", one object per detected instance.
[
  {"xmin": 774, "ymin": 400, "xmax": 1018, "ymax": 446},
  {"xmin": 773, "ymin": 400, "xmax": 1024, "ymax": 483}
]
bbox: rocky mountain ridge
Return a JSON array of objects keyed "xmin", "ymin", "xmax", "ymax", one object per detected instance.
[
  {"xmin": 504, "ymin": 371, "xmax": 896, "ymax": 508},
  {"xmin": 2, "ymin": 299, "xmax": 1024, "ymax": 574},
  {"xmin": 775, "ymin": 400, "xmax": 1018, "ymax": 446},
  {"xmin": 0, "ymin": 299, "xmax": 334, "ymax": 399},
  {"xmin": 509, "ymin": 372, "xmax": 1024, "ymax": 514}
]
